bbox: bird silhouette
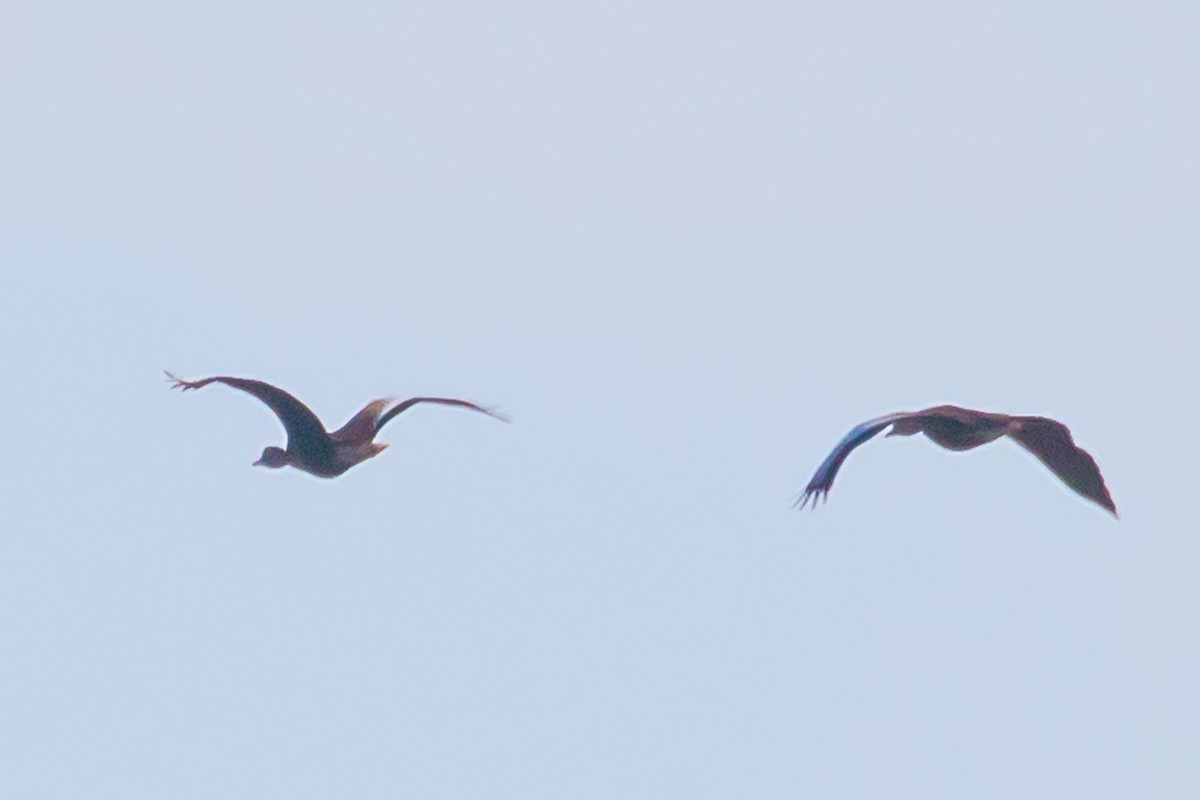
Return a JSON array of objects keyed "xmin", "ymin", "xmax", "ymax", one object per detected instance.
[
  {"xmin": 797, "ymin": 405, "xmax": 1117, "ymax": 516},
  {"xmin": 166, "ymin": 371, "xmax": 507, "ymax": 477}
]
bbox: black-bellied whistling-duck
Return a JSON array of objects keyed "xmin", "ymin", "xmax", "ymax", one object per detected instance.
[
  {"xmin": 798, "ymin": 405, "xmax": 1117, "ymax": 517},
  {"xmin": 166, "ymin": 371, "xmax": 507, "ymax": 477}
]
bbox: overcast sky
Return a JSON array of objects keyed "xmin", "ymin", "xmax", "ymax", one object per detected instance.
[{"xmin": 2, "ymin": 1, "xmax": 1198, "ymax": 797}]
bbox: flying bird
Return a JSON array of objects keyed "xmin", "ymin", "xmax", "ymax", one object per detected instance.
[
  {"xmin": 797, "ymin": 405, "xmax": 1117, "ymax": 516},
  {"xmin": 166, "ymin": 371, "xmax": 507, "ymax": 477}
]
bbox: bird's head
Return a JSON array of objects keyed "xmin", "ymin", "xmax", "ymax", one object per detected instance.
[{"xmin": 253, "ymin": 446, "xmax": 290, "ymax": 469}]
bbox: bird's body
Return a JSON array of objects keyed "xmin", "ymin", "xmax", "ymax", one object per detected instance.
[
  {"xmin": 166, "ymin": 372, "xmax": 506, "ymax": 477},
  {"xmin": 798, "ymin": 405, "xmax": 1117, "ymax": 516}
]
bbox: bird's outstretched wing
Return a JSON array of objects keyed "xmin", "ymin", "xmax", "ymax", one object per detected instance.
[
  {"xmin": 329, "ymin": 399, "xmax": 392, "ymax": 444},
  {"xmin": 1008, "ymin": 416, "xmax": 1118, "ymax": 517},
  {"xmin": 165, "ymin": 371, "xmax": 330, "ymax": 456},
  {"xmin": 796, "ymin": 413, "xmax": 911, "ymax": 509},
  {"xmin": 375, "ymin": 397, "xmax": 509, "ymax": 433}
]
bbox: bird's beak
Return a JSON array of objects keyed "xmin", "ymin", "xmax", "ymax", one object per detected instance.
[{"xmin": 252, "ymin": 458, "xmax": 265, "ymax": 467}]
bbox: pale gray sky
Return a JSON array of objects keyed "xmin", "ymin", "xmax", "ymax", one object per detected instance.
[{"xmin": 2, "ymin": 1, "xmax": 1198, "ymax": 797}]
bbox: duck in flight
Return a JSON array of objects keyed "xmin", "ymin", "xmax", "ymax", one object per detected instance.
[
  {"xmin": 797, "ymin": 405, "xmax": 1117, "ymax": 517},
  {"xmin": 166, "ymin": 371, "xmax": 507, "ymax": 477}
]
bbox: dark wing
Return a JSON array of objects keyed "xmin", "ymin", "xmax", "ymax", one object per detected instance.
[
  {"xmin": 165, "ymin": 371, "xmax": 331, "ymax": 456},
  {"xmin": 375, "ymin": 397, "xmax": 509, "ymax": 433},
  {"xmin": 1007, "ymin": 416, "xmax": 1118, "ymax": 516},
  {"xmin": 796, "ymin": 412, "xmax": 912, "ymax": 509},
  {"xmin": 329, "ymin": 399, "xmax": 392, "ymax": 444}
]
